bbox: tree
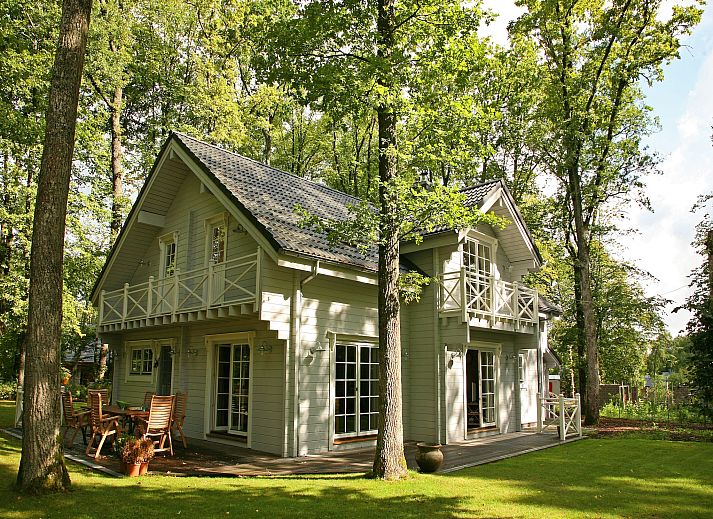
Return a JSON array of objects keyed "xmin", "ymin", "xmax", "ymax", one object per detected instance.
[
  {"xmin": 17, "ymin": 0, "xmax": 92, "ymax": 493},
  {"xmin": 270, "ymin": 0, "xmax": 501, "ymax": 479},
  {"xmin": 513, "ymin": 0, "xmax": 701, "ymax": 423}
]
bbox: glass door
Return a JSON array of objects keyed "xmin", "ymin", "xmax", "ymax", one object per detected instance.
[
  {"xmin": 208, "ymin": 222, "xmax": 226, "ymax": 306},
  {"xmin": 479, "ymin": 350, "xmax": 496, "ymax": 427},
  {"xmin": 215, "ymin": 343, "xmax": 250, "ymax": 436},
  {"xmin": 463, "ymin": 240, "xmax": 492, "ymax": 313},
  {"xmin": 334, "ymin": 343, "xmax": 379, "ymax": 438}
]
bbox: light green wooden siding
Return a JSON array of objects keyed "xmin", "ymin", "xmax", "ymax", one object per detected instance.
[
  {"xmin": 112, "ymin": 316, "xmax": 286, "ymax": 455},
  {"xmin": 402, "ymin": 249, "xmax": 439, "ymax": 443},
  {"xmin": 128, "ymin": 172, "xmax": 259, "ymax": 289},
  {"xmin": 300, "ymin": 276, "xmax": 379, "ymax": 454}
]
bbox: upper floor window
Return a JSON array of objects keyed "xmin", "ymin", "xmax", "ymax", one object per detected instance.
[
  {"xmin": 159, "ymin": 232, "xmax": 177, "ymax": 278},
  {"xmin": 464, "ymin": 239, "xmax": 492, "ymax": 278},
  {"xmin": 206, "ymin": 213, "xmax": 228, "ymax": 266}
]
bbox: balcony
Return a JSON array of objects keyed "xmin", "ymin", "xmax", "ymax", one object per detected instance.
[
  {"xmin": 435, "ymin": 269, "xmax": 538, "ymax": 332},
  {"xmin": 98, "ymin": 250, "xmax": 261, "ymax": 332}
]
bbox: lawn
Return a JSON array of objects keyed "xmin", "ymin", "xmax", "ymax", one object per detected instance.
[{"xmin": 2, "ymin": 400, "xmax": 713, "ymax": 518}]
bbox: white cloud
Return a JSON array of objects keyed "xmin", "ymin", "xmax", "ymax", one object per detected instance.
[{"xmin": 620, "ymin": 25, "xmax": 713, "ymax": 334}]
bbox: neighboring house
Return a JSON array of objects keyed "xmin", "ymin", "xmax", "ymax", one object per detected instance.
[
  {"xmin": 62, "ymin": 339, "xmax": 106, "ymax": 385},
  {"xmin": 91, "ymin": 132, "xmax": 559, "ymax": 457}
]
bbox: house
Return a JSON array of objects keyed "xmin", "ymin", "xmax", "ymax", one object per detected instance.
[{"xmin": 91, "ymin": 132, "xmax": 559, "ymax": 457}]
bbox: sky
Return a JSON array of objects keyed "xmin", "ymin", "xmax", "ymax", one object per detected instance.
[{"xmin": 481, "ymin": 1, "xmax": 713, "ymax": 335}]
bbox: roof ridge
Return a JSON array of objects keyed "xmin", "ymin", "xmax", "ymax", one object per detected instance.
[
  {"xmin": 172, "ymin": 131, "xmax": 364, "ymax": 204},
  {"xmin": 459, "ymin": 178, "xmax": 503, "ymax": 192}
]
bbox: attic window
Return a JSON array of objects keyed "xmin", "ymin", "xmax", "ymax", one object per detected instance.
[{"xmin": 159, "ymin": 232, "xmax": 177, "ymax": 277}]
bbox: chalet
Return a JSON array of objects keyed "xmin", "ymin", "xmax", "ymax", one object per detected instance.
[{"xmin": 91, "ymin": 132, "xmax": 559, "ymax": 457}]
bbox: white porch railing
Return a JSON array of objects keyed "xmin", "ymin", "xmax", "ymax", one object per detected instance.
[
  {"xmin": 537, "ymin": 393, "xmax": 582, "ymax": 440},
  {"xmin": 99, "ymin": 250, "xmax": 261, "ymax": 327},
  {"xmin": 435, "ymin": 269, "xmax": 538, "ymax": 328}
]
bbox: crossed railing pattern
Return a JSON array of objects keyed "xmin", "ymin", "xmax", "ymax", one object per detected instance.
[
  {"xmin": 436, "ymin": 269, "xmax": 538, "ymax": 326},
  {"xmin": 99, "ymin": 251, "xmax": 260, "ymax": 326},
  {"xmin": 537, "ymin": 393, "xmax": 582, "ymax": 440}
]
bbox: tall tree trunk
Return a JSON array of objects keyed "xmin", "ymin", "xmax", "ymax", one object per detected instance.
[
  {"xmin": 17, "ymin": 0, "xmax": 92, "ymax": 494},
  {"xmin": 110, "ymin": 85, "xmax": 124, "ymax": 240},
  {"xmin": 372, "ymin": 0, "xmax": 407, "ymax": 480},
  {"xmin": 572, "ymin": 261, "xmax": 586, "ymax": 399},
  {"xmin": 97, "ymin": 342, "xmax": 108, "ymax": 381},
  {"xmin": 567, "ymin": 157, "xmax": 599, "ymax": 425}
]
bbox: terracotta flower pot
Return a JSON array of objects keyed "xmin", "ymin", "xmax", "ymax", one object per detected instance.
[
  {"xmin": 121, "ymin": 461, "xmax": 149, "ymax": 477},
  {"xmin": 415, "ymin": 443, "xmax": 443, "ymax": 473}
]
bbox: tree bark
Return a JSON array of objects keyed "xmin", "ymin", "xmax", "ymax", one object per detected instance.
[
  {"xmin": 97, "ymin": 342, "xmax": 109, "ymax": 381},
  {"xmin": 110, "ymin": 85, "xmax": 124, "ymax": 240},
  {"xmin": 372, "ymin": 0, "xmax": 407, "ymax": 480},
  {"xmin": 567, "ymin": 156, "xmax": 600, "ymax": 425},
  {"xmin": 17, "ymin": 0, "xmax": 92, "ymax": 494}
]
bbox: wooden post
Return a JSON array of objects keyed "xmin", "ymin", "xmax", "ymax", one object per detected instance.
[
  {"xmin": 514, "ymin": 282, "xmax": 520, "ymax": 330},
  {"xmin": 490, "ymin": 276, "xmax": 496, "ymax": 325},
  {"xmin": 99, "ymin": 290, "xmax": 105, "ymax": 325},
  {"xmin": 122, "ymin": 283, "xmax": 129, "ymax": 326},
  {"xmin": 254, "ymin": 247, "xmax": 262, "ymax": 313},
  {"xmin": 173, "ymin": 268, "xmax": 180, "ymax": 316},
  {"xmin": 147, "ymin": 276, "xmax": 154, "ymax": 317},
  {"xmin": 537, "ymin": 392, "xmax": 542, "ymax": 433},
  {"xmin": 460, "ymin": 266, "xmax": 467, "ymax": 322},
  {"xmin": 575, "ymin": 392, "xmax": 582, "ymax": 437},
  {"xmin": 207, "ymin": 264, "xmax": 214, "ymax": 308},
  {"xmin": 559, "ymin": 393, "xmax": 566, "ymax": 440}
]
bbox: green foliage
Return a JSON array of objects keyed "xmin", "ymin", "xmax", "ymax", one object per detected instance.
[{"xmin": 0, "ymin": 381, "xmax": 17, "ymax": 400}]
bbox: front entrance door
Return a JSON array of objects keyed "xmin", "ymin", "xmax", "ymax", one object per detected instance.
[
  {"xmin": 465, "ymin": 349, "xmax": 497, "ymax": 431},
  {"xmin": 215, "ymin": 343, "xmax": 250, "ymax": 436},
  {"xmin": 156, "ymin": 344, "xmax": 173, "ymax": 395}
]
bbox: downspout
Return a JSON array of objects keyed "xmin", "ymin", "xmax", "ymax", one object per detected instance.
[
  {"xmin": 536, "ymin": 315, "xmax": 543, "ymax": 395},
  {"xmin": 293, "ymin": 260, "xmax": 319, "ymax": 457},
  {"xmin": 433, "ymin": 248, "xmax": 443, "ymax": 444}
]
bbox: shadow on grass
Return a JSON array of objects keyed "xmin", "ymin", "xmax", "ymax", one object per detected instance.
[
  {"xmin": 0, "ymin": 435, "xmax": 465, "ymax": 519},
  {"xmin": 2, "ymin": 434, "xmax": 713, "ymax": 518},
  {"xmin": 446, "ymin": 439, "xmax": 713, "ymax": 518}
]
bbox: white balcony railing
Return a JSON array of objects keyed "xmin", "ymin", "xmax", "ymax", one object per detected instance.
[
  {"xmin": 98, "ymin": 249, "xmax": 261, "ymax": 328},
  {"xmin": 435, "ymin": 269, "xmax": 538, "ymax": 328}
]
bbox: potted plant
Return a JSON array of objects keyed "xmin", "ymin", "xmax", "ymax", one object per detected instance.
[
  {"xmin": 120, "ymin": 437, "xmax": 154, "ymax": 477},
  {"xmin": 60, "ymin": 367, "xmax": 71, "ymax": 386}
]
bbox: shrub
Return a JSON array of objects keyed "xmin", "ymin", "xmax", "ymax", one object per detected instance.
[{"xmin": 0, "ymin": 381, "xmax": 17, "ymax": 400}]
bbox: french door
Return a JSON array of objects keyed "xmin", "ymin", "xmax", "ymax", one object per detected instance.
[
  {"xmin": 463, "ymin": 239, "xmax": 492, "ymax": 313},
  {"xmin": 479, "ymin": 351, "xmax": 496, "ymax": 427},
  {"xmin": 465, "ymin": 348, "xmax": 497, "ymax": 430},
  {"xmin": 215, "ymin": 343, "xmax": 250, "ymax": 436},
  {"xmin": 334, "ymin": 343, "xmax": 379, "ymax": 438}
]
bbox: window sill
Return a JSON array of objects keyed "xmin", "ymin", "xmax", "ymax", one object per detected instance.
[{"xmin": 333, "ymin": 434, "xmax": 377, "ymax": 445}]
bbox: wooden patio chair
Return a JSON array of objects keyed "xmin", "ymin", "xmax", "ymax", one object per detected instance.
[
  {"xmin": 88, "ymin": 388, "xmax": 109, "ymax": 406},
  {"xmin": 171, "ymin": 391, "xmax": 188, "ymax": 449},
  {"xmin": 61, "ymin": 389, "xmax": 90, "ymax": 447},
  {"xmin": 138, "ymin": 395, "xmax": 174, "ymax": 456},
  {"xmin": 85, "ymin": 391, "xmax": 122, "ymax": 459},
  {"xmin": 143, "ymin": 391, "xmax": 155, "ymax": 410}
]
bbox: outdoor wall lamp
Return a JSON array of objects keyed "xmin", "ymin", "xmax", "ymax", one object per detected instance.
[
  {"xmin": 186, "ymin": 348, "xmax": 199, "ymax": 357},
  {"xmin": 258, "ymin": 341, "xmax": 273, "ymax": 355},
  {"xmin": 309, "ymin": 341, "xmax": 326, "ymax": 356}
]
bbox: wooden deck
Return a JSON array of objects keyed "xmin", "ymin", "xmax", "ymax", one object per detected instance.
[{"xmin": 4, "ymin": 427, "xmax": 578, "ymax": 477}]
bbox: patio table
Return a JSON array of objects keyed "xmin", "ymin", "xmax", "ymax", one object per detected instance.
[{"xmin": 104, "ymin": 405, "xmax": 149, "ymax": 434}]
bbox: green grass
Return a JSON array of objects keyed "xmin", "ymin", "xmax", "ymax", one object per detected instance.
[{"xmin": 2, "ymin": 400, "xmax": 713, "ymax": 518}]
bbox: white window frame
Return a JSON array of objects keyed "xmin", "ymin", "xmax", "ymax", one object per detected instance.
[
  {"xmin": 333, "ymin": 341, "xmax": 380, "ymax": 440},
  {"xmin": 463, "ymin": 341, "xmax": 501, "ymax": 438},
  {"xmin": 158, "ymin": 231, "xmax": 178, "ymax": 279},
  {"xmin": 462, "ymin": 230, "xmax": 499, "ymax": 279},
  {"xmin": 518, "ymin": 353, "xmax": 526, "ymax": 386},
  {"xmin": 124, "ymin": 339, "xmax": 162, "ymax": 384},
  {"xmin": 204, "ymin": 332, "xmax": 255, "ymax": 446},
  {"xmin": 327, "ymin": 332, "xmax": 379, "ymax": 449},
  {"xmin": 204, "ymin": 212, "xmax": 229, "ymax": 267}
]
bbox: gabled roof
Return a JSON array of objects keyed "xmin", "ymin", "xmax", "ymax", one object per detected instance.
[
  {"xmin": 173, "ymin": 132, "xmax": 381, "ymax": 271},
  {"xmin": 92, "ymin": 133, "xmax": 542, "ymax": 300}
]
